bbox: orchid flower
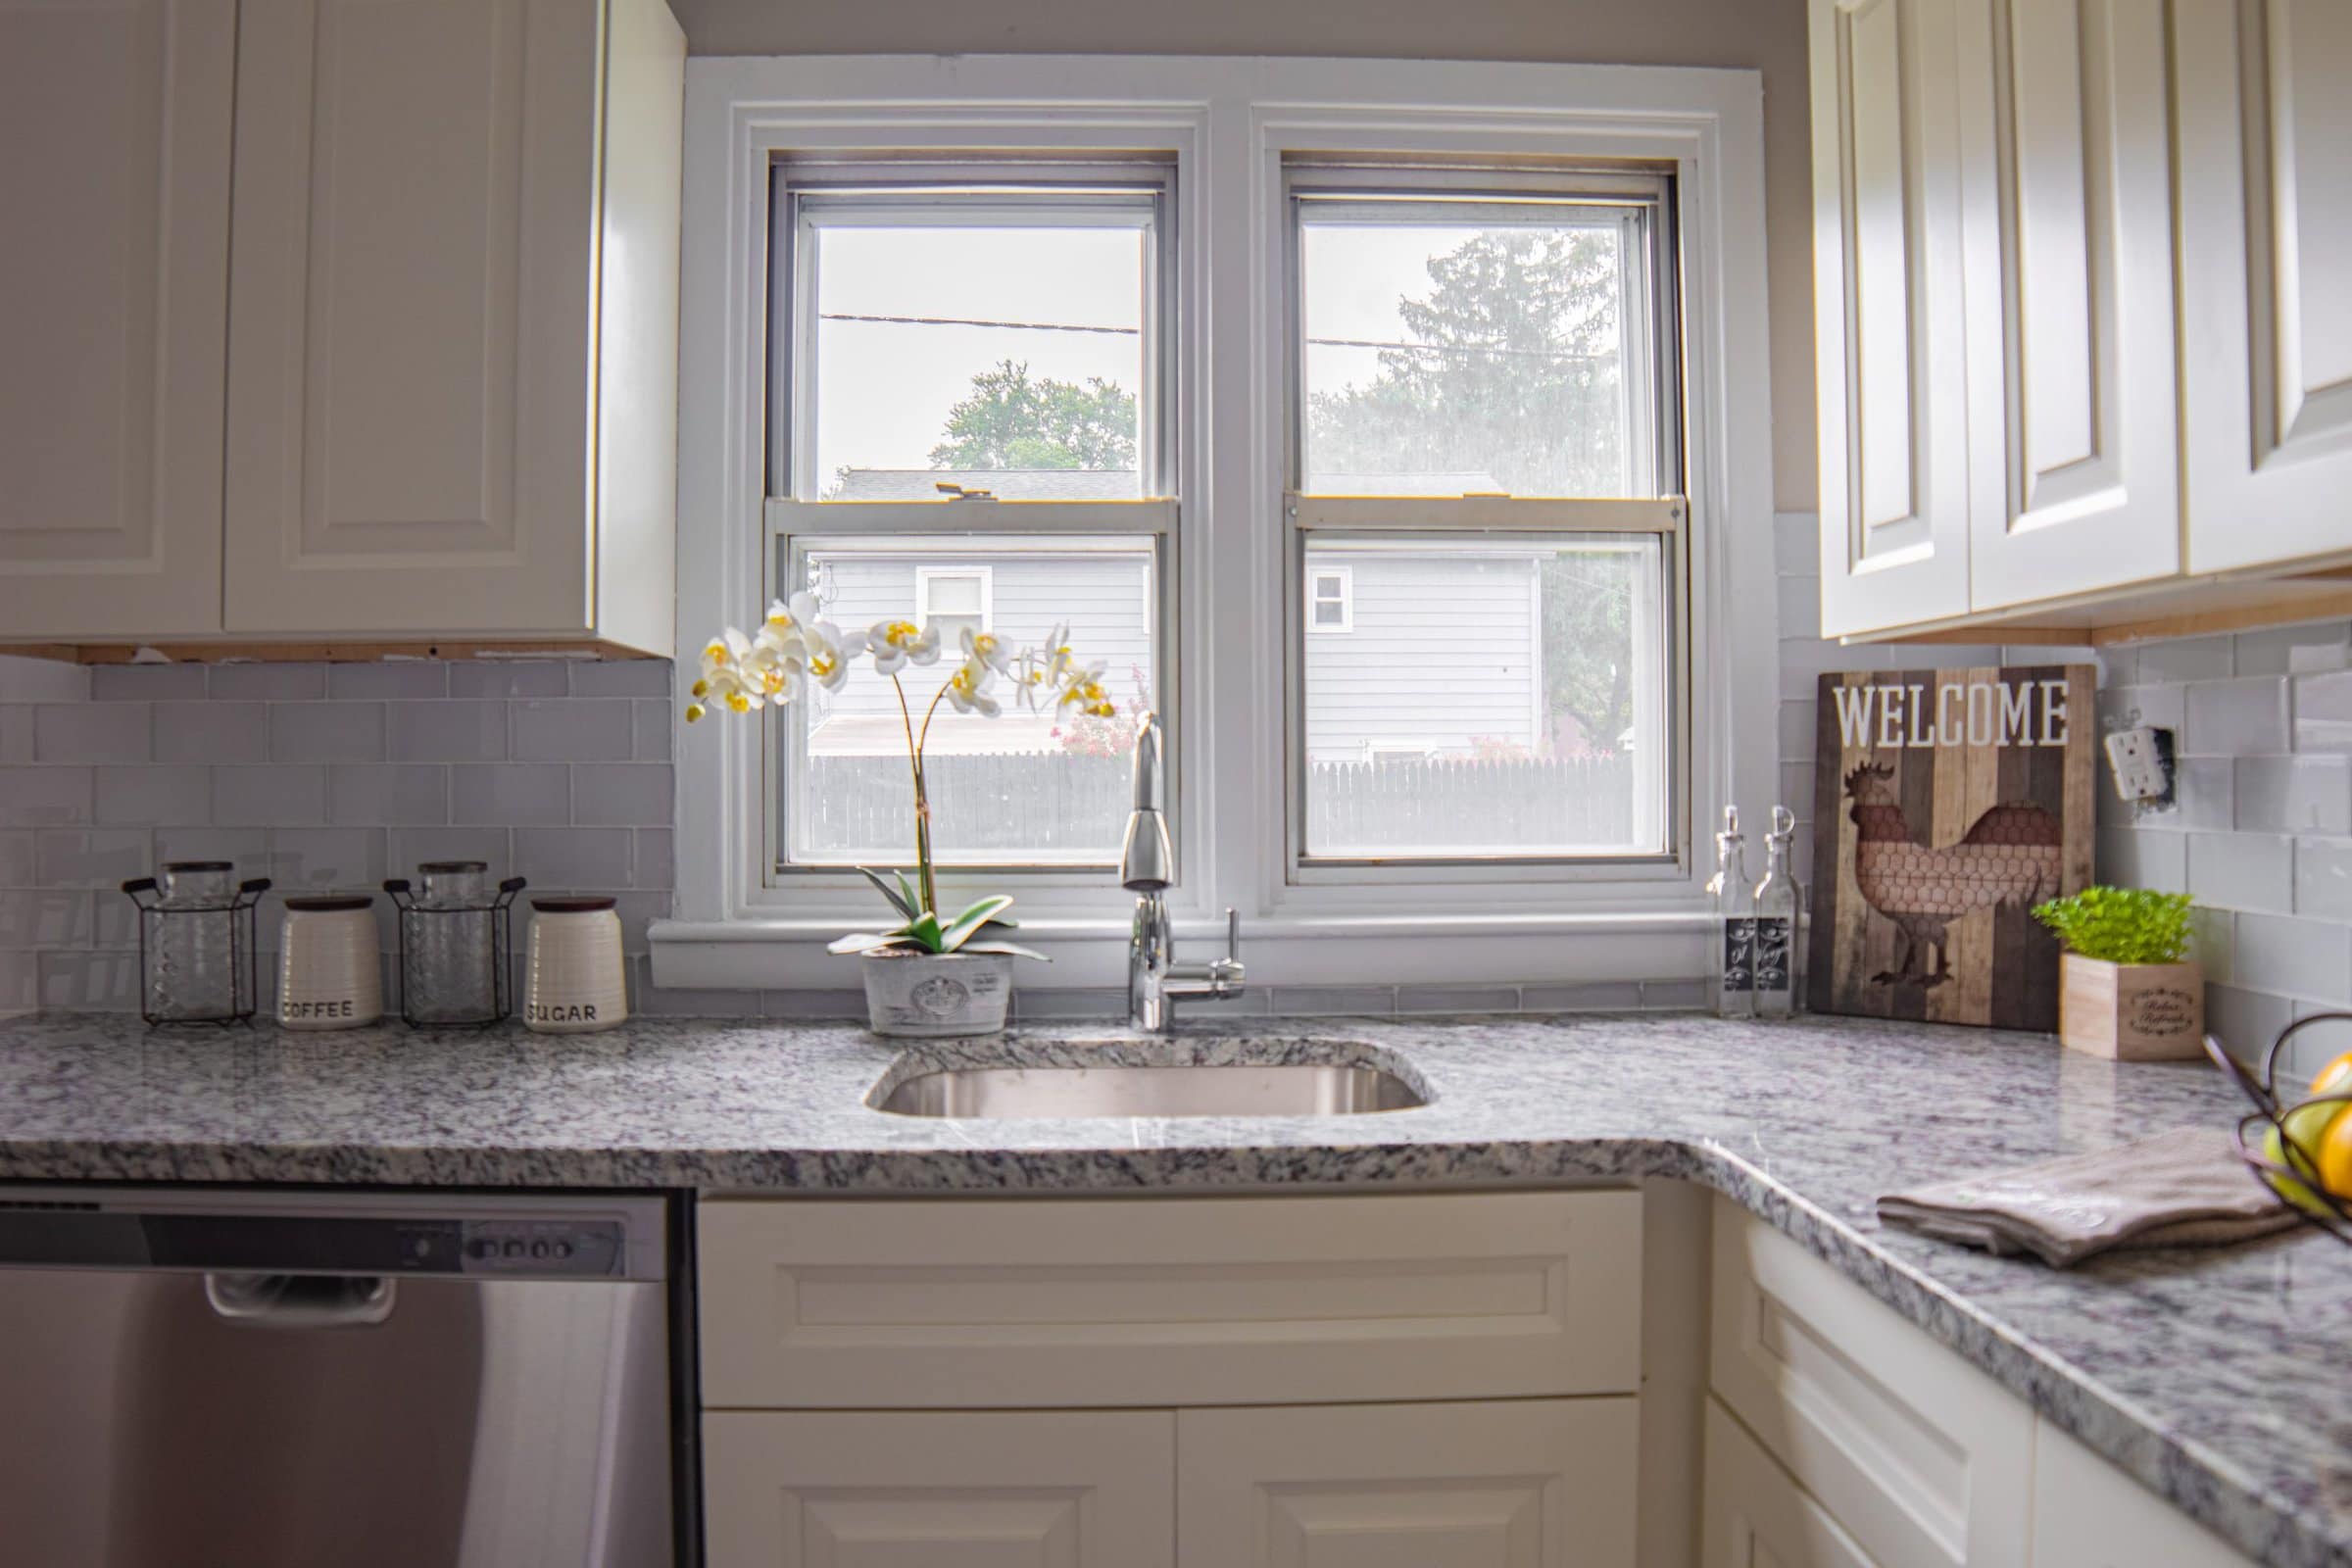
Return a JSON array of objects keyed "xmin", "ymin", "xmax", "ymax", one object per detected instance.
[
  {"xmin": 866, "ymin": 618, "xmax": 941, "ymax": 676},
  {"xmin": 943, "ymin": 658, "xmax": 1002, "ymax": 717}
]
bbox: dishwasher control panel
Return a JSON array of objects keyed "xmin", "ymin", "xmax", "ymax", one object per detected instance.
[{"xmin": 456, "ymin": 1218, "xmax": 626, "ymax": 1277}]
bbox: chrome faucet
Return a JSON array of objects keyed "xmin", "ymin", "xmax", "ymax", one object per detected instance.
[{"xmin": 1120, "ymin": 711, "xmax": 1244, "ymax": 1031}]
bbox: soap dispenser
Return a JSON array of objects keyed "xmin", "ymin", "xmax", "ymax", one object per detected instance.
[
  {"xmin": 1752, "ymin": 806, "xmax": 1805, "ymax": 1019},
  {"xmin": 1708, "ymin": 806, "xmax": 1755, "ymax": 1019}
]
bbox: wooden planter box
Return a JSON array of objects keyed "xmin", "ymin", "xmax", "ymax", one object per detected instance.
[{"xmin": 2057, "ymin": 955, "xmax": 2204, "ymax": 1059}]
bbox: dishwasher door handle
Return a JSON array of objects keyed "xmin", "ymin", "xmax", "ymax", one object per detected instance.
[{"xmin": 203, "ymin": 1272, "xmax": 397, "ymax": 1328}]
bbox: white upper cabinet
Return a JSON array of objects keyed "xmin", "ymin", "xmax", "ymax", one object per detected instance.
[
  {"xmin": 0, "ymin": 0, "xmax": 234, "ymax": 638},
  {"xmin": 2177, "ymin": 0, "xmax": 2352, "ymax": 575},
  {"xmin": 1813, "ymin": 0, "xmax": 1975, "ymax": 638},
  {"xmin": 223, "ymin": 0, "xmax": 680, "ymax": 651},
  {"xmin": 1958, "ymin": 0, "xmax": 2179, "ymax": 611}
]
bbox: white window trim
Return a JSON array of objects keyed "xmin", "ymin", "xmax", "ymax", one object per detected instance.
[
  {"xmin": 1306, "ymin": 564, "xmax": 1352, "ymax": 634},
  {"xmin": 914, "ymin": 564, "xmax": 995, "ymax": 636},
  {"xmin": 658, "ymin": 54, "xmax": 1776, "ymax": 995}
]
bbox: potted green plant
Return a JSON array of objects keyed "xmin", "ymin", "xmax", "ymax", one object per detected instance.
[
  {"xmin": 2032, "ymin": 886, "xmax": 2202, "ymax": 1060},
  {"xmin": 684, "ymin": 594, "xmax": 1116, "ymax": 1037}
]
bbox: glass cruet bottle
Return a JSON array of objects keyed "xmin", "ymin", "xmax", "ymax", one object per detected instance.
[
  {"xmin": 1752, "ymin": 806, "xmax": 1805, "ymax": 1020},
  {"xmin": 1708, "ymin": 806, "xmax": 1755, "ymax": 1019}
]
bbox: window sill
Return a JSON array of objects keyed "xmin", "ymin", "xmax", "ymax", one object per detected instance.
[{"xmin": 648, "ymin": 907, "xmax": 1716, "ymax": 993}]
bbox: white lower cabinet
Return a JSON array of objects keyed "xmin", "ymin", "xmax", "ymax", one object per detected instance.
[
  {"xmin": 1177, "ymin": 1399, "xmax": 1638, "ymax": 1568},
  {"xmin": 702, "ymin": 1409, "xmax": 1176, "ymax": 1567},
  {"xmin": 2029, "ymin": 1419, "xmax": 2252, "ymax": 1568},
  {"xmin": 1702, "ymin": 1398, "xmax": 1879, "ymax": 1568}
]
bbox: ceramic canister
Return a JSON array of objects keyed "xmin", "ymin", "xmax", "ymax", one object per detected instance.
[
  {"xmin": 277, "ymin": 895, "xmax": 382, "ymax": 1029},
  {"xmin": 524, "ymin": 897, "xmax": 627, "ymax": 1033}
]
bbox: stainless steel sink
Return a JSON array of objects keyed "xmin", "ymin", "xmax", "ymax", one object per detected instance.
[{"xmin": 873, "ymin": 1061, "xmax": 1427, "ymax": 1119}]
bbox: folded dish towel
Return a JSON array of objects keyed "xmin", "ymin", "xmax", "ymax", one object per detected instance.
[{"xmin": 1877, "ymin": 1127, "xmax": 2298, "ymax": 1267}]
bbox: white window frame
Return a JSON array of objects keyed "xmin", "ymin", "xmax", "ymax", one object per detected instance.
[
  {"xmin": 660, "ymin": 56, "xmax": 1775, "ymax": 995},
  {"xmin": 1306, "ymin": 564, "xmax": 1352, "ymax": 634},
  {"xmin": 913, "ymin": 564, "xmax": 995, "ymax": 637}
]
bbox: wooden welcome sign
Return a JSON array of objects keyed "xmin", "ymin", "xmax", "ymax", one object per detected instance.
[{"xmin": 1808, "ymin": 665, "xmax": 2096, "ymax": 1030}]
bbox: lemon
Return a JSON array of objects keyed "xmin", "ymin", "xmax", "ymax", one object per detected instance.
[{"xmin": 2265, "ymin": 1097, "xmax": 2351, "ymax": 1216}]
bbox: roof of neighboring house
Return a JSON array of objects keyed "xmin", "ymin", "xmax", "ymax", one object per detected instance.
[{"xmin": 829, "ymin": 468, "xmax": 1139, "ymax": 501}]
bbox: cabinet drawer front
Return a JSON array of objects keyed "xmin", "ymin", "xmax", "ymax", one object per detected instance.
[
  {"xmin": 700, "ymin": 1190, "xmax": 1642, "ymax": 1409},
  {"xmin": 704, "ymin": 1409, "xmax": 1176, "ymax": 1568},
  {"xmin": 1708, "ymin": 1200, "xmax": 2031, "ymax": 1568},
  {"xmin": 1703, "ymin": 1397, "xmax": 1882, "ymax": 1568}
]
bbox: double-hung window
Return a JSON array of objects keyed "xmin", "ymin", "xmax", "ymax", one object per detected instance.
[
  {"xmin": 765, "ymin": 160, "xmax": 1176, "ymax": 873},
  {"xmin": 1285, "ymin": 160, "xmax": 1685, "ymax": 866}
]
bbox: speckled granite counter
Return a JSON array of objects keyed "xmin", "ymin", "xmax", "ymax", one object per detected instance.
[{"xmin": 0, "ymin": 1009, "xmax": 2345, "ymax": 1564}]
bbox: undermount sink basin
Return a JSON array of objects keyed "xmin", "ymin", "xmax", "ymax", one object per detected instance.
[{"xmin": 873, "ymin": 1061, "xmax": 1428, "ymax": 1120}]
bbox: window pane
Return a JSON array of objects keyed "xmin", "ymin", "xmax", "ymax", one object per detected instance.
[
  {"xmin": 1300, "ymin": 534, "xmax": 1666, "ymax": 857},
  {"xmin": 807, "ymin": 211, "xmax": 1151, "ymax": 501},
  {"xmin": 780, "ymin": 537, "xmax": 1157, "ymax": 867},
  {"xmin": 1298, "ymin": 200, "xmax": 1655, "ymax": 497}
]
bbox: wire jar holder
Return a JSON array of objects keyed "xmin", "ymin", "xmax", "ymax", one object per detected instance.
[
  {"xmin": 121, "ymin": 865, "xmax": 270, "ymax": 1028},
  {"xmin": 2205, "ymin": 1017, "xmax": 2352, "ymax": 1248},
  {"xmin": 383, "ymin": 870, "xmax": 526, "ymax": 1028}
]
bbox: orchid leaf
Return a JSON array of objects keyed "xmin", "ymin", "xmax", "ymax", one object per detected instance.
[
  {"xmin": 827, "ymin": 931, "xmax": 900, "ymax": 956},
  {"xmin": 957, "ymin": 939, "xmax": 1051, "ymax": 962},
  {"xmin": 938, "ymin": 895, "xmax": 1014, "ymax": 952},
  {"xmin": 895, "ymin": 869, "xmax": 922, "ymax": 918},
  {"xmin": 857, "ymin": 866, "xmax": 915, "ymax": 921},
  {"xmin": 904, "ymin": 910, "xmax": 945, "ymax": 953}
]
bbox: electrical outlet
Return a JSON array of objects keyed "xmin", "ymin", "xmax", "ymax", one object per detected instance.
[{"xmin": 2104, "ymin": 725, "xmax": 2176, "ymax": 805}]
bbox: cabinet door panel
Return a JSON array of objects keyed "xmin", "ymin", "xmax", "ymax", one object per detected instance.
[
  {"xmin": 1176, "ymin": 1399, "xmax": 1637, "ymax": 1568},
  {"xmin": 1812, "ymin": 0, "xmax": 1975, "ymax": 637},
  {"xmin": 2180, "ymin": 0, "xmax": 2352, "ymax": 571},
  {"xmin": 703, "ymin": 1409, "xmax": 1176, "ymax": 1568},
  {"xmin": 223, "ymin": 0, "xmax": 598, "ymax": 635},
  {"xmin": 2029, "ymin": 1419, "xmax": 2254, "ymax": 1568},
  {"xmin": 1961, "ymin": 0, "xmax": 2179, "ymax": 610},
  {"xmin": 0, "ymin": 0, "xmax": 231, "ymax": 637},
  {"xmin": 1702, "ymin": 1400, "xmax": 1881, "ymax": 1568}
]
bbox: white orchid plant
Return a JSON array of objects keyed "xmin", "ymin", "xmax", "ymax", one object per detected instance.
[{"xmin": 684, "ymin": 592, "xmax": 1116, "ymax": 962}]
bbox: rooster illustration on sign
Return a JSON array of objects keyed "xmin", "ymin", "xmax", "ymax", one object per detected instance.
[{"xmin": 1843, "ymin": 760, "xmax": 2062, "ymax": 988}]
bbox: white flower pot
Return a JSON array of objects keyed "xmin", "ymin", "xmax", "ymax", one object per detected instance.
[{"xmin": 860, "ymin": 951, "xmax": 1015, "ymax": 1038}]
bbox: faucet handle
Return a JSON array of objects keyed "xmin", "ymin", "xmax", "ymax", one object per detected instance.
[
  {"xmin": 1210, "ymin": 906, "xmax": 1245, "ymax": 989},
  {"xmin": 1225, "ymin": 907, "xmax": 1242, "ymax": 962}
]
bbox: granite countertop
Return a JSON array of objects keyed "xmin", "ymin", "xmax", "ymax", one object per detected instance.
[{"xmin": 0, "ymin": 1010, "xmax": 2346, "ymax": 1564}]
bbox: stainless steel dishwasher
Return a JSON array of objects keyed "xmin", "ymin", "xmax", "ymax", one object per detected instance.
[{"xmin": 0, "ymin": 1186, "xmax": 673, "ymax": 1568}]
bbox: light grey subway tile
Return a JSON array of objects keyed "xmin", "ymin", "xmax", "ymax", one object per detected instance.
[
  {"xmin": 2296, "ymin": 840, "xmax": 2352, "ymax": 923},
  {"xmin": 2096, "ymin": 682, "xmax": 2184, "ymax": 733},
  {"xmin": 35, "ymin": 829, "xmax": 152, "ymax": 889},
  {"xmin": 1521, "ymin": 980, "xmax": 1645, "ymax": 1012},
  {"xmin": 0, "ymin": 890, "xmax": 90, "ymax": 949},
  {"xmin": 513, "ymin": 827, "xmax": 632, "ymax": 890},
  {"xmin": 2136, "ymin": 636, "xmax": 2234, "ymax": 684},
  {"xmin": 448, "ymin": 662, "xmax": 568, "ymax": 699},
  {"xmin": 2207, "ymin": 982, "xmax": 2294, "ymax": 1064},
  {"xmin": 90, "ymin": 893, "xmax": 139, "ymax": 949},
  {"xmin": 0, "ymin": 706, "xmax": 28, "ymax": 763},
  {"xmin": 212, "ymin": 764, "xmax": 329, "ymax": 827},
  {"xmin": 208, "ymin": 662, "xmax": 325, "ymax": 701},
  {"xmin": 0, "ymin": 657, "xmax": 88, "ymax": 703},
  {"xmin": 2235, "ymin": 754, "xmax": 2352, "ymax": 836},
  {"xmin": 386, "ymin": 826, "xmax": 510, "ymax": 880},
  {"xmin": 92, "ymin": 663, "xmax": 208, "ymax": 701},
  {"xmin": 758, "ymin": 986, "xmax": 866, "ymax": 1020},
  {"xmin": 327, "ymin": 662, "xmax": 448, "ymax": 700},
  {"xmin": 389, "ymin": 701, "xmax": 508, "ymax": 762},
  {"xmin": 37, "ymin": 951, "xmax": 137, "ymax": 1011},
  {"xmin": 270, "ymin": 702, "xmax": 385, "ymax": 762},
  {"xmin": 450, "ymin": 763, "xmax": 568, "ymax": 826},
  {"xmin": 2237, "ymin": 622, "xmax": 2352, "ymax": 676},
  {"xmin": 1772, "ymin": 511, "xmax": 1819, "ymax": 575},
  {"xmin": 1778, "ymin": 701, "xmax": 1816, "ymax": 763},
  {"xmin": 2279, "ymin": 1005, "xmax": 2352, "ymax": 1084},
  {"xmin": 1774, "ymin": 573, "xmax": 1819, "ymax": 641},
  {"xmin": 269, "ymin": 827, "xmax": 385, "ymax": 893},
  {"xmin": 93, "ymin": 765, "xmax": 211, "ymax": 827},
  {"xmin": 603, "ymin": 891, "xmax": 671, "ymax": 953},
  {"xmin": 0, "ymin": 766, "xmax": 91, "ymax": 826},
  {"xmin": 571, "ymin": 763, "xmax": 671, "ymax": 827},
  {"xmin": 0, "ymin": 951, "xmax": 33, "ymax": 1011},
  {"xmin": 2097, "ymin": 828, "xmax": 2186, "ymax": 893},
  {"xmin": 512, "ymin": 699, "xmax": 635, "ymax": 761},
  {"xmin": 2183, "ymin": 676, "xmax": 2288, "ymax": 756},
  {"xmin": 633, "ymin": 701, "xmax": 673, "ymax": 761},
  {"xmin": 33, "ymin": 702, "xmax": 148, "ymax": 763},
  {"xmin": 2099, "ymin": 645, "xmax": 2140, "ymax": 684},
  {"xmin": 154, "ymin": 701, "xmax": 268, "ymax": 763},
  {"xmin": 2230, "ymin": 910, "xmax": 2352, "ymax": 1005},
  {"xmin": 1268, "ymin": 985, "xmax": 1396, "ymax": 1016},
  {"xmin": 1009, "ymin": 987, "xmax": 1128, "ymax": 1021},
  {"xmin": 570, "ymin": 660, "xmax": 673, "ymax": 699},
  {"xmin": 2294, "ymin": 668, "xmax": 2352, "ymax": 753},
  {"xmin": 2169, "ymin": 758, "xmax": 2233, "ymax": 830},
  {"xmin": 633, "ymin": 971, "xmax": 758, "ymax": 1016},
  {"xmin": 327, "ymin": 763, "xmax": 448, "ymax": 826},
  {"xmin": 633, "ymin": 829, "xmax": 673, "ymax": 890},
  {"xmin": 2184, "ymin": 831, "xmax": 2291, "ymax": 912},
  {"xmin": 1397, "ymin": 983, "xmax": 1522, "ymax": 1014},
  {"xmin": 1642, "ymin": 977, "xmax": 1710, "ymax": 1009},
  {"xmin": 0, "ymin": 831, "xmax": 33, "ymax": 885},
  {"xmin": 153, "ymin": 826, "xmax": 269, "ymax": 874}
]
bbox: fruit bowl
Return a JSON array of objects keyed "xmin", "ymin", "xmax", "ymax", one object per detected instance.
[{"xmin": 2205, "ymin": 1014, "xmax": 2352, "ymax": 1247}]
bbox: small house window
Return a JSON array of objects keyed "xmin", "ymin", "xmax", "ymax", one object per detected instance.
[
  {"xmin": 1307, "ymin": 566, "xmax": 1352, "ymax": 632},
  {"xmin": 916, "ymin": 565, "xmax": 992, "ymax": 649}
]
